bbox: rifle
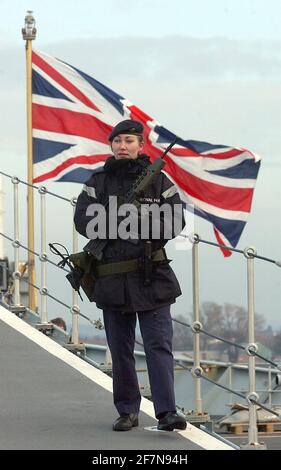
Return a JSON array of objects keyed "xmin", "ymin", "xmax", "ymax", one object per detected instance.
[{"xmin": 83, "ymin": 138, "xmax": 178, "ymax": 260}]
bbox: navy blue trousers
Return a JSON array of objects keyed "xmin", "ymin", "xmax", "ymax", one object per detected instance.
[{"xmin": 103, "ymin": 305, "xmax": 176, "ymax": 418}]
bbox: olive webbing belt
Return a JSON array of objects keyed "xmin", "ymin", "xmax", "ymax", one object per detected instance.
[{"xmin": 96, "ymin": 248, "xmax": 166, "ymax": 277}]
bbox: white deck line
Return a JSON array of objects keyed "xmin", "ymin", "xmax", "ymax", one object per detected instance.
[{"xmin": 0, "ymin": 306, "xmax": 233, "ymax": 450}]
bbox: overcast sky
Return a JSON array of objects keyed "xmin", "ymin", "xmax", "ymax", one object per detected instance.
[{"xmin": 0, "ymin": 0, "xmax": 280, "ymax": 330}]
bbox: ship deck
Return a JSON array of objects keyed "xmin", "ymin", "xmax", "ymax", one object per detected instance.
[{"xmin": 0, "ymin": 305, "xmax": 235, "ymax": 451}]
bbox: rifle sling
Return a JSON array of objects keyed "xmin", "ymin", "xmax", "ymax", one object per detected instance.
[{"xmin": 96, "ymin": 248, "xmax": 166, "ymax": 277}]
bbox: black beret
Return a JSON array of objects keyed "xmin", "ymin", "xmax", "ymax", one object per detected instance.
[{"xmin": 108, "ymin": 119, "xmax": 144, "ymax": 142}]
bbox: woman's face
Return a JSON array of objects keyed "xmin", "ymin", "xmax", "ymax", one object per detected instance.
[{"xmin": 111, "ymin": 134, "xmax": 143, "ymax": 160}]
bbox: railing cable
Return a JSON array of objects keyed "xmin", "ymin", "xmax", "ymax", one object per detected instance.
[
  {"xmin": 176, "ymin": 360, "xmax": 280, "ymax": 418},
  {"xmin": 0, "ymin": 171, "xmax": 73, "ymax": 203},
  {"xmin": 0, "ymin": 232, "xmax": 70, "ymax": 273},
  {"xmin": 180, "ymin": 233, "xmax": 281, "ymax": 267},
  {"xmin": 5, "ymin": 267, "xmax": 102, "ymax": 329},
  {"xmin": 171, "ymin": 316, "xmax": 281, "ymax": 369}
]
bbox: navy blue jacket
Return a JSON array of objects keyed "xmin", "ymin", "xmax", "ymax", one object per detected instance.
[{"xmin": 74, "ymin": 154, "xmax": 184, "ymax": 311}]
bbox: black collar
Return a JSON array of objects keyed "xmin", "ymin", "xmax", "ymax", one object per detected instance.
[{"xmin": 104, "ymin": 154, "xmax": 151, "ymax": 175}]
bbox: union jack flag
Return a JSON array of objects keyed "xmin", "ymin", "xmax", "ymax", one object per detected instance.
[{"xmin": 32, "ymin": 50, "xmax": 261, "ymax": 254}]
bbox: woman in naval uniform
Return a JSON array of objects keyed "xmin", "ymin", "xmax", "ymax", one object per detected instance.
[{"xmin": 74, "ymin": 119, "xmax": 187, "ymax": 432}]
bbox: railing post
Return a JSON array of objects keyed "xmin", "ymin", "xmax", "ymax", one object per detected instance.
[
  {"xmin": 187, "ymin": 233, "xmax": 210, "ymax": 425},
  {"xmin": 64, "ymin": 198, "xmax": 85, "ymax": 355},
  {"xmin": 39, "ymin": 186, "xmax": 48, "ymax": 323},
  {"xmin": 70, "ymin": 198, "xmax": 80, "ymax": 345},
  {"xmin": 240, "ymin": 247, "xmax": 266, "ymax": 450},
  {"xmin": 35, "ymin": 186, "xmax": 53, "ymax": 334},
  {"xmin": 11, "ymin": 177, "xmax": 21, "ymax": 308},
  {"xmin": 192, "ymin": 235, "xmax": 202, "ymax": 413},
  {"xmin": 228, "ymin": 364, "xmax": 233, "ymax": 406},
  {"xmin": 0, "ymin": 174, "xmax": 4, "ymax": 258},
  {"xmin": 268, "ymin": 366, "xmax": 272, "ymax": 408}
]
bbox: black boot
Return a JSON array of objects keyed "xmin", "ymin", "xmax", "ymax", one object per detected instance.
[
  {"xmin": 157, "ymin": 412, "xmax": 187, "ymax": 431},
  {"xmin": 112, "ymin": 413, "xmax": 139, "ymax": 431}
]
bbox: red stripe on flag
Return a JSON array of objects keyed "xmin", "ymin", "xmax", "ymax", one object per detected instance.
[
  {"xmin": 33, "ymin": 104, "xmax": 112, "ymax": 142},
  {"xmin": 128, "ymin": 106, "xmax": 159, "ymax": 143},
  {"xmin": 163, "ymin": 156, "xmax": 253, "ymax": 212},
  {"xmin": 32, "ymin": 51, "xmax": 100, "ymax": 112},
  {"xmin": 129, "ymin": 105, "xmax": 153, "ymax": 125},
  {"xmin": 33, "ymin": 154, "xmax": 108, "ymax": 183},
  {"xmin": 171, "ymin": 147, "xmax": 245, "ymax": 159},
  {"xmin": 213, "ymin": 227, "xmax": 232, "ymax": 257},
  {"xmin": 128, "ymin": 105, "xmax": 250, "ymax": 161},
  {"xmin": 168, "ymin": 147, "xmax": 202, "ymax": 157},
  {"xmin": 201, "ymin": 148, "xmax": 247, "ymax": 159}
]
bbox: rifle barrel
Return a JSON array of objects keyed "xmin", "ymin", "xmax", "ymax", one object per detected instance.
[{"xmin": 161, "ymin": 138, "xmax": 178, "ymax": 159}]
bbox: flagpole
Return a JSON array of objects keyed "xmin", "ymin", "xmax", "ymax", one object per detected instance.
[{"xmin": 22, "ymin": 11, "xmax": 37, "ymax": 311}]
